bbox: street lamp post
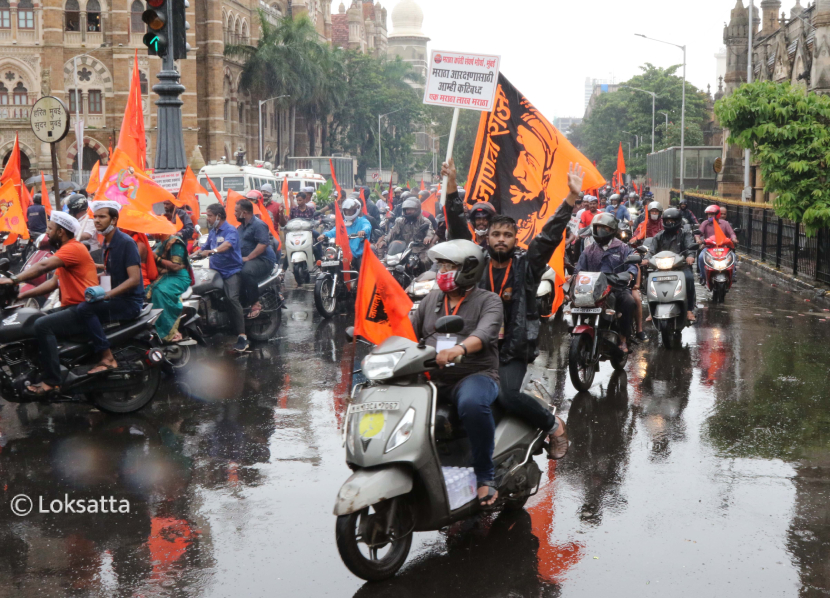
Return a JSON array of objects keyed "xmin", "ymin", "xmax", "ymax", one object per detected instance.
[
  {"xmin": 658, "ymin": 111, "xmax": 670, "ymax": 133},
  {"xmin": 636, "ymin": 33, "xmax": 686, "ymax": 201},
  {"xmin": 745, "ymin": 0, "xmax": 754, "ymax": 201},
  {"xmin": 378, "ymin": 108, "xmax": 403, "ymax": 181},
  {"xmin": 258, "ymin": 95, "xmax": 289, "ymax": 161},
  {"xmin": 71, "ymin": 49, "xmax": 107, "ymax": 185},
  {"xmin": 431, "ymin": 134, "xmax": 449, "ymax": 180},
  {"xmin": 620, "ymin": 85, "xmax": 658, "ymax": 153}
]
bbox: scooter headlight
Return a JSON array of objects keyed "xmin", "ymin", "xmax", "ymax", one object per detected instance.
[
  {"xmin": 385, "ymin": 408, "xmax": 416, "ymax": 453},
  {"xmin": 711, "ymin": 259, "xmax": 728, "ymax": 271},
  {"xmin": 361, "ymin": 351, "xmax": 404, "ymax": 381},
  {"xmin": 410, "ymin": 280, "xmax": 435, "ymax": 297},
  {"xmin": 655, "ymin": 257, "xmax": 674, "ymax": 270}
]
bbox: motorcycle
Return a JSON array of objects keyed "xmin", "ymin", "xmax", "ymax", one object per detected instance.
[
  {"xmin": 16, "ymin": 233, "xmax": 53, "ymax": 308},
  {"xmin": 188, "ymin": 256, "xmax": 285, "ymax": 342},
  {"xmin": 643, "ymin": 248, "xmax": 695, "ymax": 349},
  {"xmin": 284, "ymin": 218, "xmax": 317, "ymax": 286},
  {"xmin": 384, "ymin": 238, "xmax": 429, "ymax": 293},
  {"xmin": 314, "ymin": 235, "xmax": 361, "ymax": 318},
  {"xmin": 699, "ymin": 233, "xmax": 736, "ymax": 303},
  {"xmin": 334, "ymin": 315, "xmax": 552, "ymax": 580},
  {"xmin": 566, "ymin": 253, "xmax": 642, "ymax": 391},
  {"xmin": 0, "ymin": 262, "xmax": 164, "ymax": 413}
]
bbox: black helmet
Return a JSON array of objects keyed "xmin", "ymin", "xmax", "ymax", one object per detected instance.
[
  {"xmin": 469, "ymin": 202, "xmax": 495, "ymax": 222},
  {"xmin": 66, "ymin": 193, "xmax": 88, "ymax": 216},
  {"xmin": 662, "ymin": 207, "xmax": 682, "ymax": 231},
  {"xmin": 591, "ymin": 212, "xmax": 618, "ymax": 244}
]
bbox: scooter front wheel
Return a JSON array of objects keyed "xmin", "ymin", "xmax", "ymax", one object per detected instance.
[
  {"xmin": 335, "ymin": 501, "xmax": 413, "ymax": 581},
  {"xmin": 568, "ymin": 333, "xmax": 596, "ymax": 392},
  {"xmin": 314, "ymin": 277, "xmax": 337, "ymax": 318}
]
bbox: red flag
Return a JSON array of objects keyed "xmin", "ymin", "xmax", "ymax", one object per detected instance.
[
  {"xmin": 616, "ymin": 142, "xmax": 626, "ymax": 190},
  {"xmin": 117, "ymin": 50, "xmax": 147, "ymax": 170},
  {"xmin": 713, "ymin": 217, "xmax": 730, "ymax": 247},
  {"xmin": 354, "ymin": 240, "xmax": 417, "ymax": 344},
  {"xmin": 281, "ymin": 176, "xmax": 289, "ymax": 210},
  {"xmin": 333, "ymin": 193, "xmax": 352, "ymax": 280},
  {"xmin": 420, "ymin": 179, "xmax": 426, "ymax": 192},
  {"xmin": 387, "ymin": 168, "xmax": 394, "ymax": 208},
  {"xmin": 40, "ymin": 171, "xmax": 52, "ymax": 216},
  {"xmin": 225, "ymin": 189, "xmax": 278, "ymax": 247},
  {"xmin": 176, "ymin": 166, "xmax": 206, "ymax": 221},
  {"xmin": 359, "ymin": 187, "xmax": 368, "ymax": 215},
  {"xmin": 19, "ymin": 184, "xmax": 31, "ymax": 223}
]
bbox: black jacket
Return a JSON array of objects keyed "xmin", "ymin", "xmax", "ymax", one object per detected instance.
[
  {"xmin": 445, "ymin": 191, "xmax": 571, "ymax": 364},
  {"xmin": 651, "ymin": 228, "xmax": 697, "ymax": 267}
]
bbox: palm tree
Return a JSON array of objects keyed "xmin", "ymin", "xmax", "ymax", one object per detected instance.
[{"xmin": 302, "ymin": 44, "xmax": 347, "ymax": 156}]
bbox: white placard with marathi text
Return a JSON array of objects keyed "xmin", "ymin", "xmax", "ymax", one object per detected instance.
[
  {"xmin": 423, "ymin": 50, "xmax": 501, "ymax": 112},
  {"xmin": 151, "ymin": 170, "xmax": 183, "ymax": 192}
]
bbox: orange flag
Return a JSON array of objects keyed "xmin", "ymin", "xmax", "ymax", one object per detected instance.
[
  {"xmin": 40, "ymin": 171, "xmax": 52, "ymax": 215},
  {"xmin": 0, "ymin": 133, "xmax": 23, "ymax": 214},
  {"xmin": 616, "ymin": 142, "xmax": 626, "ymax": 188},
  {"xmin": 176, "ymin": 166, "xmax": 206, "ymax": 220},
  {"xmin": 205, "ymin": 175, "xmax": 224, "ymax": 206},
  {"xmin": 226, "ymin": 189, "xmax": 281, "ymax": 249},
  {"xmin": 354, "ymin": 240, "xmax": 417, "ymax": 344},
  {"xmin": 117, "ymin": 50, "xmax": 147, "ymax": 170},
  {"xmin": 713, "ymin": 217, "xmax": 730, "ymax": 247},
  {"xmin": 117, "ymin": 206, "xmax": 178, "ymax": 236},
  {"xmin": 420, "ymin": 179, "xmax": 426, "ymax": 192},
  {"xmin": 421, "ymin": 191, "xmax": 438, "ymax": 217},
  {"xmin": 281, "ymin": 176, "xmax": 289, "ymax": 210},
  {"xmin": 333, "ymin": 193, "xmax": 352, "ymax": 280},
  {"xmin": 0, "ymin": 179, "xmax": 29, "ymax": 239},
  {"xmin": 19, "ymin": 184, "xmax": 31, "ymax": 222},
  {"xmin": 86, "ymin": 161, "xmax": 101, "ymax": 195},
  {"xmin": 94, "ymin": 148, "xmax": 175, "ymax": 211},
  {"xmin": 359, "ymin": 187, "xmax": 368, "ymax": 215},
  {"xmin": 329, "ymin": 158, "xmax": 342, "ymax": 199}
]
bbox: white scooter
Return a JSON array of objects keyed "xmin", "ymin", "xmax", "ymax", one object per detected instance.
[
  {"xmin": 284, "ymin": 218, "xmax": 316, "ymax": 286},
  {"xmin": 535, "ymin": 266, "xmax": 558, "ymax": 318}
]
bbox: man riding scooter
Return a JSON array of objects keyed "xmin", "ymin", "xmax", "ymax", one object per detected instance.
[
  {"xmin": 644, "ymin": 208, "xmax": 698, "ymax": 323},
  {"xmin": 318, "ymin": 197, "xmax": 372, "ymax": 272},
  {"xmin": 631, "ymin": 201, "xmax": 664, "ymax": 244},
  {"xmin": 382, "ymin": 197, "xmax": 435, "ymax": 268},
  {"xmin": 235, "ymin": 199, "xmax": 277, "ymax": 321},
  {"xmin": 697, "ymin": 204, "xmax": 737, "ymax": 284}
]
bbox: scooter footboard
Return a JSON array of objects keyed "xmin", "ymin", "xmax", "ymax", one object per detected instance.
[{"xmin": 333, "ymin": 465, "xmax": 413, "ymax": 516}]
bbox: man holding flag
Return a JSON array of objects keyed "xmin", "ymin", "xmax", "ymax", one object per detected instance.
[
  {"xmin": 443, "ymin": 157, "xmax": 573, "ymax": 459},
  {"xmin": 317, "ymin": 197, "xmax": 372, "ymax": 272}
]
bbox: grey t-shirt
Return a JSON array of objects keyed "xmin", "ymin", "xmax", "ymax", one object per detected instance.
[{"xmin": 410, "ymin": 286, "xmax": 503, "ymax": 388}]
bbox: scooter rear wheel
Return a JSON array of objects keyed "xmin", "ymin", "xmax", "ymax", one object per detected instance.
[
  {"xmin": 336, "ymin": 501, "xmax": 413, "ymax": 581},
  {"xmin": 90, "ymin": 359, "xmax": 161, "ymax": 413},
  {"xmin": 568, "ymin": 334, "xmax": 596, "ymax": 392}
]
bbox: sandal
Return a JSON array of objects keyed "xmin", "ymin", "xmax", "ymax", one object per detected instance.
[
  {"xmin": 246, "ymin": 303, "xmax": 263, "ymax": 319},
  {"xmin": 24, "ymin": 383, "xmax": 60, "ymax": 398},
  {"xmin": 478, "ymin": 481, "xmax": 498, "ymax": 508},
  {"xmin": 88, "ymin": 362, "xmax": 117, "ymax": 375}
]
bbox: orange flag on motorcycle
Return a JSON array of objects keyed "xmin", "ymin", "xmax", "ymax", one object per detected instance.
[
  {"xmin": 354, "ymin": 240, "xmax": 417, "ymax": 344},
  {"xmin": 713, "ymin": 217, "xmax": 730, "ymax": 247},
  {"xmin": 40, "ymin": 171, "xmax": 52, "ymax": 216},
  {"xmin": 421, "ymin": 191, "xmax": 438, "ymax": 217},
  {"xmin": 225, "ymin": 189, "xmax": 276, "ymax": 238},
  {"xmin": 176, "ymin": 166, "xmax": 206, "ymax": 221},
  {"xmin": 329, "ymin": 159, "xmax": 342, "ymax": 199},
  {"xmin": 117, "ymin": 50, "xmax": 147, "ymax": 170},
  {"xmin": 0, "ymin": 179, "xmax": 29, "ymax": 239},
  {"xmin": 86, "ymin": 161, "xmax": 101, "ymax": 195}
]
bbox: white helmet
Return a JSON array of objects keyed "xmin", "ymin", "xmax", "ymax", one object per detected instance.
[
  {"xmin": 428, "ymin": 240, "xmax": 486, "ymax": 288},
  {"xmin": 341, "ymin": 197, "xmax": 361, "ymax": 224}
]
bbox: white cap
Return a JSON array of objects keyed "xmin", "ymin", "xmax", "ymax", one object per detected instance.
[
  {"xmin": 90, "ymin": 200, "xmax": 123, "ymax": 213},
  {"xmin": 50, "ymin": 211, "xmax": 79, "ymax": 234},
  {"xmin": 261, "ymin": 183, "xmax": 274, "ymax": 193}
]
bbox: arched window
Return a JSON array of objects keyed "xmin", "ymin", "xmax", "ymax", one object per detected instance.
[
  {"xmin": 86, "ymin": 0, "xmax": 101, "ymax": 32},
  {"xmin": 18, "ymin": 0, "xmax": 33, "ymax": 29},
  {"xmin": 0, "ymin": 0, "xmax": 10, "ymax": 29},
  {"xmin": 12, "ymin": 82, "xmax": 28, "ymax": 105},
  {"xmin": 0, "ymin": 83, "xmax": 7, "ymax": 105},
  {"xmin": 241, "ymin": 20, "xmax": 248, "ymax": 43},
  {"xmin": 65, "ymin": 0, "xmax": 80, "ymax": 31},
  {"xmin": 88, "ymin": 90, "xmax": 102, "ymax": 113},
  {"xmin": 139, "ymin": 71, "xmax": 148, "ymax": 94},
  {"xmin": 130, "ymin": 0, "xmax": 143, "ymax": 34}
]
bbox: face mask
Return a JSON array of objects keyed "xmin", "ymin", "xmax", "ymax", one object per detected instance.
[
  {"xmin": 100, "ymin": 224, "xmax": 115, "ymax": 236},
  {"xmin": 475, "ymin": 228, "xmax": 487, "ymax": 238},
  {"xmin": 208, "ymin": 220, "xmax": 217, "ymax": 230},
  {"xmin": 436, "ymin": 270, "xmax": 458, "ymax": 293},
  {"xmin": 650, "ymin": 213, "xmax": 659, "ymax": 221}
]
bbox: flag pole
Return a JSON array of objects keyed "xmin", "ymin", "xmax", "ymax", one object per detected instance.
[{"xmin": 440, "ymin": 107, "xmax": 460, "ymax": 207}]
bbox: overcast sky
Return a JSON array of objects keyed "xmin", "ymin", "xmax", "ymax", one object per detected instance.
[{"xmin": 388, "ymin": 0, "xmax": 741, "ymax": 119}]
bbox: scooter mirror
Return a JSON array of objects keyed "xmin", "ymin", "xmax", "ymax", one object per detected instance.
[
  {"xmin": 345, "ymin": 326, "xmax": 355, "ymax": 343},
  {"xmin": 625, "ymin": 254, "xmax": 642, "ymax": 265},
  {"xmin": 434, "ymin": 315, "xmax": 464, "ymax": 335},
  {"xmin": 635, "ymin": 245, "xmax": 649, "ymax": 255}
]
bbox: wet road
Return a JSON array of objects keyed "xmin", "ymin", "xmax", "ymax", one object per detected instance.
[{"xmin": 1, "ymin": 274, "xmax": 829, "ymax": 597}]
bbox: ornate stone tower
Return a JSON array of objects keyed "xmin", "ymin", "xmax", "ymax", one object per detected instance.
[
  {"xmin": 811, "ymin": 0, "xmax": 830, "ymax": 93},
  {"xmin": 761, "ymin": 0, "xmax": 783, "ymax": 35}
]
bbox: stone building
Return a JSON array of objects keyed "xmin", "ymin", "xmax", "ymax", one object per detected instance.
[
  {"xmin": 717, "ymin": 0, "xmax": 827, "ymax": 201},
  {"xmin": 0, "ymin": 0, "xmax": 389, "ymax": 185}
]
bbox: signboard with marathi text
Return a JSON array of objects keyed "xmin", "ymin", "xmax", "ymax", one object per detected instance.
[
  {"xmin": 151, "ymin": 170, "xmax": 183, "ymax": 193},
  {"xmin": 30, "ymin": 96, "xmax": 70, "ymax": 144},
  {"xmin": 423, "ymin": 50, "xmax": 501, "ymax": 112}
]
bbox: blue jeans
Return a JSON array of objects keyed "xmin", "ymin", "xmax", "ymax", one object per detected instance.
[
  {"xmin": 451, "ymin": 374, "xmax": 500, "ymax": 485},
  {"xmin": 75, "ymin": 298, "xmax": 141, "ymax": 353}
]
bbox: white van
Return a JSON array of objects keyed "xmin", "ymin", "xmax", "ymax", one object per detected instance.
[
  {"xmin": 273, "ymin": 169, "xmax": 327, "ymax": 195},
  {"xmin": 197, "ymin": 162, "xmax": 282, "ymax": 208}
]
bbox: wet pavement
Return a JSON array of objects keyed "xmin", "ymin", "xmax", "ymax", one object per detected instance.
[{"xmin": 1, "ymin": 275, "xmax": 830, "ymax": 597}]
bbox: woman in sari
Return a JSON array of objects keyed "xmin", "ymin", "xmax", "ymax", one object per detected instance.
[{"xmin": 147, "ymin": 233, "xmax": 193, "ymax": 342}]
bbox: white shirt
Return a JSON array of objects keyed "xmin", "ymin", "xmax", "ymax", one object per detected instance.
[
  {"xmin": 76, "ymin": 215, "xmax": 100, "ymax": 252},
  {"xmin": 376, "ymin": 198, "xmax": 388, "ymax": 212}
]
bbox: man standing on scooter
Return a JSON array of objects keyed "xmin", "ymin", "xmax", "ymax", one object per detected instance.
[{"xmin": 442, "ymin": 158, "xmax": 573, "ymax": 460}]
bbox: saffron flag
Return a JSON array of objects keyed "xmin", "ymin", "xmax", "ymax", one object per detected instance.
[
  {"xmin": 616, "ymin": 142, "xmax": 626, "ymax": 188},
  {"xmin": 387, "ymin": 169, "xmax": 394, "ymax": 209},
  {"xmin": 420, "ymin": 179, "xmax": 426, "ymax": 192},
  {"xmin": 281, "ymin": 176, "xmax": 289, "ymax": 209},
  {"xmin": 329, "ymin": 158, "xmax": 343, "ymax": 199},
  {"xmin": 117, "ymin": 50, "xmax": 147, "ymax": 170},
  {"xmin": 117, "ymin": 206, "xmax": 178, "ymax": 236},
  {"xmin": 359, "ymin": 187, "xmax": 368, "ymax": 215},
  {"xmin": 94, "ymin": 148, "xmax": 175, "ymax": 211},
  {"xmin": 713, "ymin": 217, "xmax": 730, "ymax": 247},
  {"xmin": 421, "ymin": 191, "xmax": 438, "ymax": 217},
  {"xmin": 19, "ymin": 184, "xmax": 31, "ymax": 222},
  {"xmin": 0, "ymin": 133, "xmax": 22, "ymax": 211},
  {"xmin": 176, "ymin": 166, "xmax": 206, "ymax": 220},
  {"xmin": 0, "ymin": 179, "xmax": 29, "ymax": 239},
  {"xmin": 40, "ymin": 171, "xmax": 52, "ymax": 215},
  {"xmin": 86, "ymin": 161, "xmax": 101, "ymax": 195},
  {"xmin": 354, "ymin": 240, "xmax": 417, "ymax": 344},
  {"xmin": 333, "ymin": 192, "xmax": 352, "ymax": 279},
  {"xmin": 205, "ymin": 175, "xmax": 224, "ymax": 206},
  {"xmin": 465, "ymin": 73, "xmax": 605, "ymax": 315},
  {"xmin": 225, "ymin": 189, "xmax": 276, "ymax": 240}
]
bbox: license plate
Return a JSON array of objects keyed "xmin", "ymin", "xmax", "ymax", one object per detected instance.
[
  {"xmin": 653, "ymin": 275, "xmax": 678, "ymax": 282},
  {"xmin": 351, "ymin": 401, "xmax": 400, "ymax": 413},
  {"xmin": 570, "ymin": 307, "xmax": 602, "ymax": 314},
  {"xmin": 321, "ymin": 260, "xmax": 339, "ymax": 267}
]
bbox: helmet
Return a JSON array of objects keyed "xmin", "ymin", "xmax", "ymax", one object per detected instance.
[
  {"xmin": 609, "ymin": 193, "xmax": 621, "ymax": 203},
  {"xmin": 662, "ymin": 207, "xmax": 682, "ymax": 231},
  {"xmin": 647, "ymin": 201, "xmax": 663, "ymax": 214},
  {"xmin": 428, "ymin": 240, "xmax": 486, "ymax": 288},
  {"xmin": 401, "ymin": 197, "xmax": 420, "ymax": 214},
  {"xmin": 246, "ymin": 190, "xmax": 263, "ymax": 202},
  {"xmin": 590, "ymin": 212, "xmax": 618, "ymax": 244},
  {"xmin": 628, "ymin": 192, "xmax": 639, "ymax": 201},
  {"xmin": 394, "ymin": 186, "xmax": 403, "ymax": 193},
  {"xmin": 469, "ymin": 202, "xmax": 495, "ymax": 231},
  {"xmin": 418, "ymin": 189, "xmax": 430, "ymax": 200},
  {"xmin": 341, "ymin": 197, "xmax": 361, "ymax": 224},
  {"xmin": 382, "ymin": 190, "xmax": 389, "ymax": 197},
  {"xmin": 705, "ymin": 204, "xmax": 720, "ymax": 216},
  {"xmin": 260, "ymin": 183, "xmax": 273, "ymax": 194},
  {"xmin": 66, "ymin": 193, "xmax": 88, "ymax": 216}
]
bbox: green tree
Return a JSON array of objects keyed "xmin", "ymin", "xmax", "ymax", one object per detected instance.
[
  {"xmin": 715, "ymin": 81, "xmax": 830, "ymax": 235},
  {"xmin": 569, "ymin": 64, "xmax": 708, "ymax": 179}
]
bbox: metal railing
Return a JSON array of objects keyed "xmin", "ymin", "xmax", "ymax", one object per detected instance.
[{"xmin": 671, "ymin": 190, "xmax": 830, "ymax": 286}]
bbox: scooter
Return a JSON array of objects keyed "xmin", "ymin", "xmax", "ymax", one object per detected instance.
[
  {"xmin": 284, "ymin": 218, "xmax": 317, "ymax": 286},
  {"xmin": 643, "ymin": 249, "xmax": 694, "ymax": 349},
  {"xmin": 404, "ymin": 270, "xmax": 436, "ymax": 315},
  {"xmin": 334, "ymin": 316, "xmax": 552, "ymax": 581},
  {"xmin": 565, "ymin": 253, "xmax": 642, "ymax": 391},
  {"xmin": 699, "ymin": 234, "xmax": 736, "ymax": 303},
  {"xmin": 314, "ymin": 235, "xmax": 361, "ymax": 318},
  {"xmin": 536, "ymin": 265, "xmax": 558, "ymax": 319}
]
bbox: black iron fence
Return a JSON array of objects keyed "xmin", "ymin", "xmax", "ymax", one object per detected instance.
[{"xmin": 670, "ymin": 190, "xmax": 830, "ymax": 286}]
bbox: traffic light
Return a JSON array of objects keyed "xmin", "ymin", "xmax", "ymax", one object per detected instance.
[
  {"xmin": 172, "ymin": 0, "xmax": 190, "ymax": 60},
  {"xmin": 142, "ymin": 0, "xmax": 168, "ymax": 57}
]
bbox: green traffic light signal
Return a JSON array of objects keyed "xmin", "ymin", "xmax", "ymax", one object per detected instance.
[
  {"xmin": 143, "ymin": 31, "xmax": 168, "ymax": 56},
  {"xmin": 142, "ymin": 0, "xmax": 168, "ymax": 57}
]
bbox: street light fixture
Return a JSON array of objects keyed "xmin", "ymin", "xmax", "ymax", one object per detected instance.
[
  {"xmin": 378, "ymin": 108, "xmax": 403, "ymax": 181},
  {"xmin": 258, "ymin": 95, "xmax": 289, "ymax": 162},
  {"xmin": 620, "ymin": 85, "xmax": 658, "ymax": 153},
  {"xmin": 621, "ymin": 131, "xmax": 636, "ymax": 161},
  {"xmin": 636, "ymin": 33, "xmax": 686, "ymax": 201},
  {"xmin": 658, "ymin": 111, "xmax": 670, "ymax": 133}
]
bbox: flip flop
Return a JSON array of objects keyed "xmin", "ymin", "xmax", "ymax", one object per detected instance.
[
  {"xmin": 246, "ymin": 305, "xmax": 263, "ymax": 319},
  {"xmin": 24, "ymin": 384, "xmax": 60, "ymax": 398},
  {"xmin": 478, "ymin": 481, "xmax": 498, "ymax": 508},
  {"xmin": 88, "ymin": 363, "xmax": 117, "ymax": 375}
]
